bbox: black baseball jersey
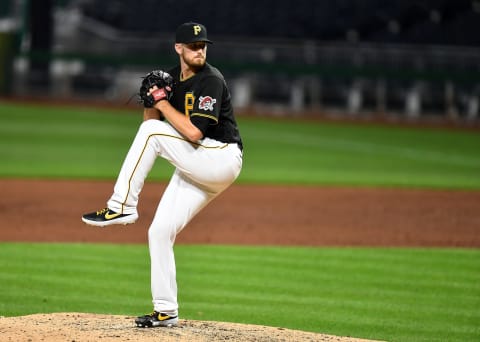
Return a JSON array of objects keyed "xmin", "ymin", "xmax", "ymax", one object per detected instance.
[{"xmin": 167, "ymin": 63, "xmax": 243, "ymax": 150}]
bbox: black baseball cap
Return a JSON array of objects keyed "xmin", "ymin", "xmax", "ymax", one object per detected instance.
[{"xmin": 175, "ymin": 22, "xmax": 213, "ymax": 44}]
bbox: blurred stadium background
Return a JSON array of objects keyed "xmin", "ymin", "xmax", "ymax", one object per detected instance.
[{"xmin": 1, "ymin": 0, "xmax": 480, "ymax": 124}]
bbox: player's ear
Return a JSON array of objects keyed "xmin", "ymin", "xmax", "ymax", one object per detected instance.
[{"xmin": 174, "ymin": 43, "xmax": 183, "ymax": 55}]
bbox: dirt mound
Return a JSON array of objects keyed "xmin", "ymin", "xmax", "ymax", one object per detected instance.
[{"xmin": 0, "ymin": 313, "xmax": 378, "ymax": 342}]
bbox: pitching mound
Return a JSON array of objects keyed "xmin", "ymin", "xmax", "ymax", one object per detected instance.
[{"xmin": 0, "ymin": 313, "xmax": 378, "ymax": 342}]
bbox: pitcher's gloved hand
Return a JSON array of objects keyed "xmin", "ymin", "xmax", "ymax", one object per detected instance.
[{"xmin": 138, "ymin": 70, "xmax": 175, "ymax": 108}]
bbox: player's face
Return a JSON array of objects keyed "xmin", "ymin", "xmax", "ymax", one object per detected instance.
[{"xmin": 177, "ymin": 42, "xmax": 207, "ymax": 70}]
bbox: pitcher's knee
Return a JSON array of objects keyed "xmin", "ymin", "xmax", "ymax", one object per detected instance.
[
  {"xmin": 139, "ymin": 119, "xmax": 170, "ymax": 134},
  {"xmin": 139, "ymin": 120, "xmax": 157, "ymax": 134},
  {"xmin": 148, "ymin": 223, "xmax": 176, "ymax": 243}
]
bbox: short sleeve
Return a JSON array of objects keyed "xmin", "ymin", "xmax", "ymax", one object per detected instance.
[{"xmin": 191, "ymin": 76, "xmax": 223, "ymax": 124}]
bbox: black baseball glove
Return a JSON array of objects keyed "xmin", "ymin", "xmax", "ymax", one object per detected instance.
[{"xmin": 138, "ymin": 70, "xmax": 175, "ymax": 108}]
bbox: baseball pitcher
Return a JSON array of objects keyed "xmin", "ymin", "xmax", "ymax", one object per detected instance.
[{"xmin": 82, "ymin": 22, "xmax": 243, "ymax": 328}]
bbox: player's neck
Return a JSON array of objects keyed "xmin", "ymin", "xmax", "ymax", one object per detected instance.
[
  {"xmin": 180, "ymin": 67, "xmax": 195, "ymax": 81},
  {"xmin": 180, "ymin": 61, "xmax": 205, "ymax": 81}
]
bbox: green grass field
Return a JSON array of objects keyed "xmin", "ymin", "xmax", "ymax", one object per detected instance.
[
  {"xmin": 1, "ymin": 101, "xmax": 479, "ymax": 188},
  {"xmin": 1, "ymin": 101, "xmax": 479, "ymax": 341},
  {"xmin": 0, "ymin": 243, "xmax": 479, "ymax": 342}
]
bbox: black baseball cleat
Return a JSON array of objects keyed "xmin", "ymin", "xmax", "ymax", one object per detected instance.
[
  {"xmin": 135, "ymin": 311, "xmax": 178, "ymax": 328},
  {"xmin": 81, "ymin": 208, "xmax": 138, "ymax": 227}
]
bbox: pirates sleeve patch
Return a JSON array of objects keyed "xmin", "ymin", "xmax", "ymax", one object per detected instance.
[{"xmin": 198, "ymin": 96, "xmax": 217, "ymax": 111}]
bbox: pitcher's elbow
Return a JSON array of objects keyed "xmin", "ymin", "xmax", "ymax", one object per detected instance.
[{"xmin": 186, "ymin": 130, "xmax": 203, "ymax": 143}]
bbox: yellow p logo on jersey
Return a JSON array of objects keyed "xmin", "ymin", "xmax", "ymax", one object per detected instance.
[
  {"xmin": 193, "ymin": 25, "xmax": 202, "ymax": 36},
  {"xmin": 185, "ymin": 92, "xmax": 195, "ymax": 117}
]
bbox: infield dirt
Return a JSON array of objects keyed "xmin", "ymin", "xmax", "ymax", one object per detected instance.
[{"xmin": 1, "ymin": 178, "xmax": 478, "ymax": 341}]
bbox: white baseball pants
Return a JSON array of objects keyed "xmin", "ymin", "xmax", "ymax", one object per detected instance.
[{"xmin": 106, "ymin": 119, "xmax": 243, "ymax": 316}]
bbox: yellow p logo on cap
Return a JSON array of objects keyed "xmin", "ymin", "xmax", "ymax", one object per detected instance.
[{"xmin": 193, "ymin": 25, "xmax": 202, "ymax": 35}]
